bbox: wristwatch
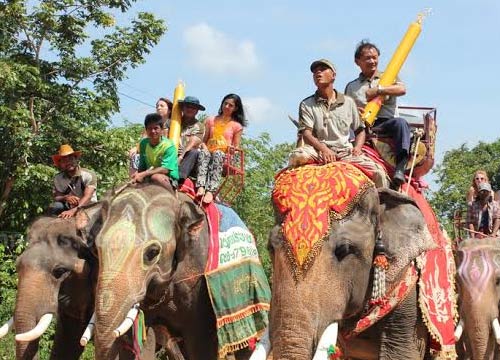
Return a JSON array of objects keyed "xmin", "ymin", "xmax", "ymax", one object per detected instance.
[{"xmin": 376, "ymin": 84, "xmax": 384, "ymax": 95}]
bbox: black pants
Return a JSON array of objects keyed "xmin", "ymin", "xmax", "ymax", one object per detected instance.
[
  {"xmin": 374, "ymin": 117, "xmax": 411, "ymax": 157},
  {"xmin": 179, "ymin": 149, "xmax": 199, "ymax": 181}
]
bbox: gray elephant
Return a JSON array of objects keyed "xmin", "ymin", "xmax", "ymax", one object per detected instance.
[
  {"xmin": 455, "ymin": 237, "xmax": 500, "ymax": 359},
  {"xmin": 91, "ymin": 183, "xmax": 269, "ymax": 360},
  {"xmin": 265, "ymin": 162, "xmax": 448, "ymax": 359},
  {"xmin": 0, "ymin": 203, "xmax": 155, "ymax": 360},
  {"xmin": 0, "ymin": 204, "xmax": 102, "ymax": 359}
]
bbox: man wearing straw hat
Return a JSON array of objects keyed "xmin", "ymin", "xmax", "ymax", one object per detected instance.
[{"xmin": 48, "ymin": 144, "xmax": 97, "ymax": 218}]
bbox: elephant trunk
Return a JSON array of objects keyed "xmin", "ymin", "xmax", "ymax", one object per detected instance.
[
  {"xmin": 94, "ymin": 271, "xmax": 144, "ymax": 360},
  {"xmin": 270, "ymin": 277, "xmax": 318, "ymax": 359},
  {"xmin": 465, "ymin": 309, "xmax": 497, "ymax": 359},
  {"xmin": 14, "ymin": 270, "xmax": 58, "ymax": 360}
]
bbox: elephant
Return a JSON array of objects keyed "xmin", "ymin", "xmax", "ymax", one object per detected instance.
[
  {"xmin": 267, "ymin": 163, "xmax": 440, "ymax": 359},
  {"xmin": 91, "ymin": 183, "xmax": 268, "ymax": 360},
  {"xmin": 1, "ymin": 202, "xmax": 156, "ymax": 360},
  {"xmin": 3, "ymin": 204, "xmax": 102, "ymax": 360},
  {"xmin": 455, "ymin": 237, "xmax": 500, "ymax": 359}
]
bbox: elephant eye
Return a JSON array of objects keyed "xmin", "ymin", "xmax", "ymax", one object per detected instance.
[
  {"xmin": 52, "ymin": 266, "xmax": 70, "ymax": 280},
  {"xmin": 57, "ymin": 235, "xmax": 78, "ymax": 250},
  {"xmin": 143, "ymin": 243, "xmax": 161, "ymax": 265},
  {"xmin": 334, "ymin": 242, "xmax": 355, "ymax": 262}
]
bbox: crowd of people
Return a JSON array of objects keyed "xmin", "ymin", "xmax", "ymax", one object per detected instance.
[
  {"xmin": 48, "ymin": 92, "xmax": 247, "ymax": 216},
  {"xmin": 46, "ymin": 39, "xmax": 499, "ymax": 237}
]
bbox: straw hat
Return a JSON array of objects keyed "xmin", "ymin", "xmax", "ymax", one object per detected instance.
[{"xmin": 51, "ymin": 144, "xmax": 82, "ymax": 166}]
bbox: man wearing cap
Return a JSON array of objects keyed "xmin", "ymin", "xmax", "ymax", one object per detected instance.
[
  {"xmin": 49, "ymin": 144, "xmax": 97, "ymax": 219},
  {"xmin": 289, "ymin": 58, "xmax": 388, "ymax": 188},
  {"xmin": 345, "ymin": 40, "xmax": 411, "ymax": 189},
  {"xmin": 177, "ymin": 96, "xmax": 206, "ymax": 184},
  {"xmin": 466, "ymin": 182, "xmax": 500, "ymax": 238}
]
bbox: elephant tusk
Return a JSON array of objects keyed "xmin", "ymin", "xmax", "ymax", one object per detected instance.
[
  {"xmin": 80, "ymin": 312, "xmax": 96, "ymax": 346},
  {"xmin": 15, "ymin": 313, "xmax": 53, "ymax": 342},
  {"xmin": 249, "ymin": 327, "xmax": 271, "ymax": 360},
  {"xmin": 454, "ymin": 319, "xmax": 464, "ymax": 341},
  {"xmin": 492, "ymin": 318, "xmax": 500, "ymax": 344},
  {"xmin": 73, "ymin": 259, "xmax": 89, "ymax": 277},
  {"xmin": 313, "ymin": 322, "xmax": 338, "ymax": 360},
  {"xmin": 0, "ymin": 317, "xmax": 14, "ymax": 338},
  {"xmin": 113, "ymin": 304, "xmax": 140, "ymax": 338}
]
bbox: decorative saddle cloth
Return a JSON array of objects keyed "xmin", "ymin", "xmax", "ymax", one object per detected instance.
[
  {"xmin": 180, "ymin": 179, "xmax": 271, "ymax": 358},
  {"xmin": 272, "ymin": 161, "xmax": 374, "ymax": 279}
]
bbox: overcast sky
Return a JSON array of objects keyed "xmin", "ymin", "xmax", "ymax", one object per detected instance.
[{"xmin": 112, "ymin": 0, "xmax": 500, "ymax": 183}]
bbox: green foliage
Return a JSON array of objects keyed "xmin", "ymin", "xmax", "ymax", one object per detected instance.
[
  {"xmin": 0, "ymin": 0, "xmax": 166, "ymax": 232},
  {"xmin": 430, "ymin": 139, "xmax": 500, "ymax": 231},
  {"xmin": 0, "ymin": 240, "xmax": 24, "ymax": 359},
  {"xmin": 0, "ymin": 1, "xmax": 164, "ymax": 356},
  {"xmin": 233, "ymin": 134, "xmax": 294, "ymax": 278}
]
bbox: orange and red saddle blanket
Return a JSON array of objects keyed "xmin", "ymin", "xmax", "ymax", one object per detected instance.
[{"xmin": 272, "ymin": 162, "xmax": 457, "ymax": 358}]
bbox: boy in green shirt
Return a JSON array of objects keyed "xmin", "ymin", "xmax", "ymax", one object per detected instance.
[{"xmin": 132, "ymin": 113, "xmax": 179, "ymax": 192}]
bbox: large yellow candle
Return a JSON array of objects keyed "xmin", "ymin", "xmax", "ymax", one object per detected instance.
[
  {"xmin": 168, "ymin": 81, "xmax": 185, "ymax": 149},
  {"xmin": 363, "ymin": 13, "xmax": 425, "ymax": 126}
]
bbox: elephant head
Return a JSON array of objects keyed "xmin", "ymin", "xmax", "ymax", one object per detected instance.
[
  {"xmin": 456, "ymin": 238, "xmax": 500, "ymax": 359},
  {"xmin": 9, "ymin": 203, "xmax": 102, "ymax": 359},
  {"xmin": 268, "ymin": 163, "xmax": 435, "ymax": 359},
  {"xmin": 93, "ymin": 184, "xmax": 206, "ymax": 359}
]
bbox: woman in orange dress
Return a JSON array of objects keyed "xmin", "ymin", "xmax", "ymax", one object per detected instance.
[{"xmin": 196, "ymin": 94, "xmax": 247, "ymax": 203}]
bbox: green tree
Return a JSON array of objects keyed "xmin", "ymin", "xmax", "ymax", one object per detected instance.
[
  {"xmin": 233, "ymin": 134, "xmax": 294, "ymax": 277},
  {"xmin": 0, "ymin": 0, "xmax": 165, "ymax": 231},
  {"xmin": 430, "ymin": 139, "xmax": 500, "ymax": 231}
]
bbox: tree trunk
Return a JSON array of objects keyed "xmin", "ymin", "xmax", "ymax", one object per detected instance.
[{"xmin": 0, "ymin": 176, "xmax": 14, "ymax": 220}]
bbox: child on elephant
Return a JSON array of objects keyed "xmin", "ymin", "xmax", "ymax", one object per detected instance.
[
  {"xmin": 131, "ymin": 113, "xmax": 179, "ymax": 192},
  {"xmin": 196, "ymin": 93, "xmax": 247, "ymax": 204}
]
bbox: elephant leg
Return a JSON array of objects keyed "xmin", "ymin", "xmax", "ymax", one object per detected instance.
[
  {"xmin": 153, "ymin": 325, "xmax": 185, "ymax": 359},
  {"xmin": 233, "ymin": 347, "xmax": 252, "ymax": 360},
  {"xmin": 379, "ymin": 286, "xmax": 427, "ymax": 360},
  {"xmin": 49, "ymin": 313, "xmax": 86, "ymax": 360}
]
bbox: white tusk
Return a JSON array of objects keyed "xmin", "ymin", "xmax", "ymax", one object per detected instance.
[
  {"xmin": 313, "ymin": 322, "xmax": 338, "ymax": 360},
  {"xmin": 0, "ymin": 317, "xmax": 14, "ymax": 338},
  {"xmin": 80, "ymin": 313, "xmax": 96, "ymax": 346},
  {"xmin": 454, "ymin": 319, "xmax": 464, "ymax": 341},
  {"xmin": 249, "ymin": 327, "xmax": 271, "ymax": 360},
  {"xmin": 15, "ymin": 313, "xmax": 53, "ymax": 342},
  {"xmin": 113, "ymin": 304, "xmax": 140, "ymax": 338},
  {"xmin": 492, "ymin": 318, "xmax": 500, "ymax": 345}
]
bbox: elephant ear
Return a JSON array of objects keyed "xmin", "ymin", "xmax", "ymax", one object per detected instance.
[
  {"xmin": 179, "ymin": 200, "xmax": 205, "ymax": 240},
  {"xmin": 75, "ymin": 202, "xmax": 104, "ymax": 248},
  {"xmin": 377, "ymin": 188, "xmax": 436, "ymax": 283}
]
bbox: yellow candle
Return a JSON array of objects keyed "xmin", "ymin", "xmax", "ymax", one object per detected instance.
[
  {"xmin": 168, "ymin": 80, "xmax": 185, "ymax": 149},
  {"xmin": 363, "ymin": 13, "xmax": 424, "ymax": 126}
]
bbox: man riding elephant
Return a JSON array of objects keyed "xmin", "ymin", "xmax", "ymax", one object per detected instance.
[{"xmin": 48, "ymin": 144, "xmax": 97, "ymax": 219}]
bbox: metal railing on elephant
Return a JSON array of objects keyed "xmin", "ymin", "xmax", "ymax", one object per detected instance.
[{"xmin": 214, "ymin": 146, "xmax": 245, "ymax": 205}]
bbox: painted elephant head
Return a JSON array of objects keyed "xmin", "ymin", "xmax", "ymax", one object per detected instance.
[
  {"xmin": 456, "ymin": 238, "xmax": 500, "ymax": 359},
  {"xmin": 93, "ymin": 184, "xmax": 205, "ymax": 359},
  {"xmin": 10, "ymin": 203, "xmax": 102, "ymax": 360},
  {"xmin": 268, "ymin": 163, "xmax": 435, "ymax": 359}
]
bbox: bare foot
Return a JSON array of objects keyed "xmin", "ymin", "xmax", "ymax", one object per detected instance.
[
  {"xmin": 196, "ymin": 187, "xmax": 205, "ymax": 197},
  {"xmin": 202, "ymin": 191, "xmax": 214, "ymax": 204}
]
